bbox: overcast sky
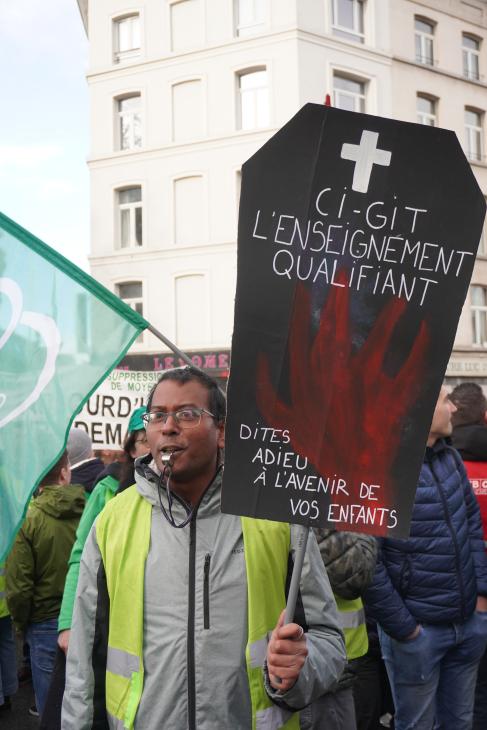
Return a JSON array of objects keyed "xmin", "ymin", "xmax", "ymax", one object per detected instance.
[{"xmin": 0, "ymin": 0, "xmax": 90, "ymax": 269}]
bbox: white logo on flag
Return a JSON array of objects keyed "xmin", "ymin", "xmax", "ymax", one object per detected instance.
[{"xmin": 0, "ymin": 278, "xmax": 61, "ymax": 429}]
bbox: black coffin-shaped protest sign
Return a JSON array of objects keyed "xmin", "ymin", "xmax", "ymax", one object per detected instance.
[{"xmin": 221, "ymin": 104, "xmax": 486, "ymax": 538}]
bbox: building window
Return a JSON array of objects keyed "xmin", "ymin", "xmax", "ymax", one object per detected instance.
[
  {"xmin": 465, "ymin": 108, "xmax": 483, "ymax": 161},
  {"xmin": 237, "ymin": 68, "xmax": 269, "ymax": 130},
  {"xmin": 234, "ymin": 0, "xmax": 266, "ymax": 37},
  {"xmin": 113, "ymin": 14, "xmax": 141, "ymax": 63},
  {"xmin": 172, "ymin": 80, "xmax": 204, "ymax": 141},
  {"xmin": 332, "ymin": 0, "xmax": 364, "ymax": 43},
  {"xmin": 174, "ymin": 176, "xmax": 207, "ymax": 245},
  {"xmin": 333, "ymin": 73, "xmax": 366, "ymax": 112},
  {"xmin": 471, "ymin": 285, "xmax": 487, "ymax": 346},
  {"xmin": 175, "ymin": 275, "xmax": 208, "ymax": 346},
  {"xmin": 116, "ymin": 95, "xmax": 142, "ymax": 150},
  {"xmin": 117, "ymin": 281, "xmax": 144, "ymax": 342},
  {"xmin": 170, "ymin": 0, "xmax": 203, "ymax": 51},
  {"xmin": 463, "ymin": 34, "xmax": 480, "ymax": 80},
  {"xmin": 417, "ymin": 95, "xmax": 436, "ymax": 126},
  {"xmin": 117, "ymin": 187, "xmax": 142, "ymax": 248},
  {"xmin": 415, "ymin": 17, "xmax": 434, "ymax": 66}
]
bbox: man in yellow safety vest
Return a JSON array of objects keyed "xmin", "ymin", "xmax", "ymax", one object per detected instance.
[{"xmin": 62, "ymin": 366, "xmax": 346, "ymax": 730}]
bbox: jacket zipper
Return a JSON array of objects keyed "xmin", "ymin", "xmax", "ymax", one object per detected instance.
[
  {"xmin": 204, "ymin": 553, "xmax": 211, "ymax": 630},
  {"xmin": 186, "ymin": 468, "xmax": 221, "ymax": 730},
  {"xmin": 187, "ymin": 514, "xmax": 197, "ymax": 730},
  {"xmin": 429, "ymin": 453, "xmax": 467, "ymax": 621}
]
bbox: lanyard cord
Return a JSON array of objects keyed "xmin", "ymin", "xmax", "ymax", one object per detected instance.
[{"xmin": 157, "ymin": 462, "xmax": 223, "ymax": 529}]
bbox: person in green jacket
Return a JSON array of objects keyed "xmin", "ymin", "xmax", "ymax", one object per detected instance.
[
  {"xmin": 57, "ymin": 407, "xmax": 149, "ymax": 653},
  {"xmin": 5, "ymin": 451, "xmax": 84, "ymax": 717}
]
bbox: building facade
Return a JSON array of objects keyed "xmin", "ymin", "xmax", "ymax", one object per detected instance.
[{"xmin": 77, "ymin": 0, "xmax": 487, "ymax": 383}]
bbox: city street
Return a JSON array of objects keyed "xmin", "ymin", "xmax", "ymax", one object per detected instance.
[{"xmin": 1, "ymin": 1, "xmax": 487, "ymax": 728}]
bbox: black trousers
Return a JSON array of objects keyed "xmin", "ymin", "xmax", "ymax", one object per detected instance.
[{"xmin": 352, "ymin": 654, "xmax": 394, "ymax": 730}]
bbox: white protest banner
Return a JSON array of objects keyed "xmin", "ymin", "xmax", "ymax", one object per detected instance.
[{"xmin": 73, "ymin": 370, "xmax": 159, "ymax": 449}]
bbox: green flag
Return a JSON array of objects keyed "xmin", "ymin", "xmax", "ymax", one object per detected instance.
[{"xmin": 0, "ymin": 212, "xmax": 148, "ymax": 561}]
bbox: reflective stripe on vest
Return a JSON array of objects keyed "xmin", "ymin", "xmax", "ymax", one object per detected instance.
[
  {"xmin": 249, "ymin": 636, "xmax": 269, "ymax": 669},
  {"xmin": 96, "ymin": 487, "xmax": 299, "ymax": 730},
  {"xmin": 334, "ymin": 595, "xmax": 368, "ymax": 660},
  {"xmin": 256, "ymin": 705, "xmax": 293, "ymax": 730},
  {"xmin": 107, "ymin": 647, "xmax": 140, "ymax": 678},
  {"xmin": 340, "ymin": 606, "xmax": 365, "ymax": 629},
  {"xmin": 107, "ymin": 711, "xmax": 126, "ymax": 730}
]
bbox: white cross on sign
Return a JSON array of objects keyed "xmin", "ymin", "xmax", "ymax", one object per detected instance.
[{"xmin": 340, "ymin": 130, "xmax": 392, "ymax": 194}]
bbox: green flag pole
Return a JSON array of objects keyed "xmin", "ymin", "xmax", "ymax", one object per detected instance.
[
  {"xmin": 146, "ymin": 324, "xmax": 205, "ymax": 373},
  {"xmin": 284, "ymin": 525, "xmax": 310, "ymax": 624}
]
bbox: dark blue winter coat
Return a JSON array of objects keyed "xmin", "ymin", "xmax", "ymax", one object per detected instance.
[{"xmin": 364, "ymin": 438, "xmax": 487, "ymax": 641}]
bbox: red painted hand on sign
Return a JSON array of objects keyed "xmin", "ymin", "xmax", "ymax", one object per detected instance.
[{"xmin": 256, "ymin": 279, "xmax": 430, "ymax": 532}]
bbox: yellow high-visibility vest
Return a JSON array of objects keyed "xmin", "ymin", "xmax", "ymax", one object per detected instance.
[
  {"xmin": 334, "ymin": 594, "xmax": 368, "ymax": 660},
  {"xmin": 96, "ymin": 486, "xmax": 300, "ymax": 730}
]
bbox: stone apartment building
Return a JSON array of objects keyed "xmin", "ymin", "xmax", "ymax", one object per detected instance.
[{"xmin": 76, "ymin": 0, "xmax": 487, "ymax": 383}]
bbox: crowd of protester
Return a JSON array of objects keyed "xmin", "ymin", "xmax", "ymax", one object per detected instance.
[{"xmin": 0, "ymin": 371, "xmax": 486, "ymax": 730}]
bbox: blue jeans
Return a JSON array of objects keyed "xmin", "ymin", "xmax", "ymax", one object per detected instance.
[
  {"xmin": 379, "ymin": 612, "xmax": 487, "ymax": 730},
  {"xmin": 26, "ymin": 618, "xmax": 58, "ymax": 716},
  {"xmin": 0, "ymin": 615, "xmax": 18, "ymax": 705}
]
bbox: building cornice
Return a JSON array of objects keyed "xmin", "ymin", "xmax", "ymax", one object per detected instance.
[
  {"xmin": 85, "ymin": 27, "xmax": 392, "ymax": 82},
  {"xmin": 449, "ymin": 346, "xmax": 487, "ymax": 354},
  {"xmin": 86, "ymin": 128, "xmax": 275, "ymax": 167},
  {"xmin": 393, "ymin": 53, "xmax": 487, "ymax": 88},
  {"xmin": 89, "ymin": 241, "xmax": 237, "ymax": 265},
  {"xmin": 405, "ymin": 0, "xmax": 487, "ymax": 29},
  {"xmin": 295, "ymin": 29, "xmax": 392, "ymax": 65},
  {"xmin": 86, "ymin": 28, "xmax": 301, "ymax": 80}
]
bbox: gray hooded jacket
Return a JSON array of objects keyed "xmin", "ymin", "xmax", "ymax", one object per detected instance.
[{"xmin": 62, "ymin": 458, "xmax": 346, "ymax": 730}]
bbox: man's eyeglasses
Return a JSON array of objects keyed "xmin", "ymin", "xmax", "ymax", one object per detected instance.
[{"xmin": 143, "ymin": 407, "xmax": 216, "ymax": 430}]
